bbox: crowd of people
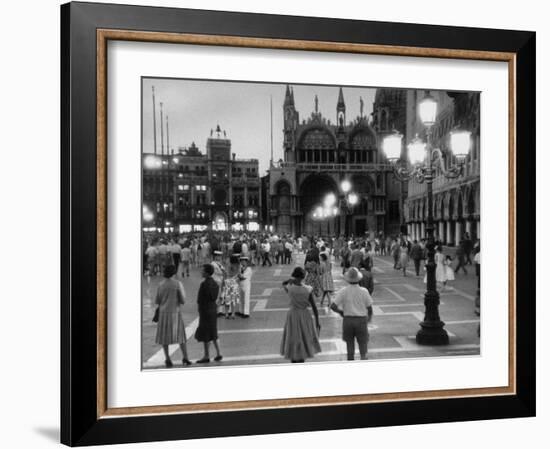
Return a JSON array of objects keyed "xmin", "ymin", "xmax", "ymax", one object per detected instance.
[{"xmin": 145, "ymin": 230, "xmax": 480, "ymax": 367}]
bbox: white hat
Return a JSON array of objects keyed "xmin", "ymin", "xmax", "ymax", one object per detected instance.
[
  {"xmin": 344, "ymin": 267, "xmax": 363, "ymax": 283},
  {"xmin": 239, "ymin": 256, "xmax": 249, "ymax": 261}
]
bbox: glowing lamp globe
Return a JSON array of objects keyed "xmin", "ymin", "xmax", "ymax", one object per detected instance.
[
  {"xmin": 348, "ymin": 193, "xmax": 359, "ymax": 206},
  {"xmin": 407, "ymin": 135, "xmax": 427, "ymax": 165},
  {"xmin": 418, "ymin": 93, "xmax": 438, "ymax": 126},
  {"xmin": 341, "ymin": 180, "xmax": 351, "ymax": 193},
  {"xmin": 450, "ymin": 129, "xmax": 472, "ymax": 163},
  {"xmin": 382, "ymin": 131, "xmax": 403, "ymax": 163},
  {"xmin": 324, "ymin": 193, "xmax": 336, "ymax": 208},
  {"xmin": 144, "ymin": 155, "xmax": 161, "ymax": 169}
]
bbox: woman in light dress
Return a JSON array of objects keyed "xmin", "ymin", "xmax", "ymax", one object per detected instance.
[
  {"xmin": 154, "ymin": 265, "xmax": 191, "ymax": 368},
  {"xmin": 319, "ymin": 252, "xmax": 334, "ymax": 307},
  {"xmin": 221, "ymin": 255, "xmax": 240, "ymax": 319},
  {"xmin": 304, "ymin": 259, "xmax": 322, "ymax": 301},
  {"xmin": 280, "ymin": 267, "xmax": 321, "ymax": 363},
  {"xmin": 423, "ymin": 245, "xmax": 448, "ymax": 288},
  {"xmin": 442, "ymin": 255, "xmax": 455, "ymax": 291}
]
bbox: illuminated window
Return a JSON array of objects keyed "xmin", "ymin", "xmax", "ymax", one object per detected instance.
[{"xmin": 179, "ymin": 224, "xmax": 192, "ymax": 233}]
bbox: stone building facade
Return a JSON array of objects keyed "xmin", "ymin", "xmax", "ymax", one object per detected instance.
[
  {"xmin": 267, "ymin": 85, "xmax": 404, "ymax": 237},
  {"xmin": 142, "ymin": 125, "xmax": 261, "ymax": 233},
  {"xmin": 404, "ymin": 91, "xmax": 480, "ymax": 245}
]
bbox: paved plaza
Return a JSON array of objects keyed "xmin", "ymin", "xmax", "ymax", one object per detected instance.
[{"xmin": 142, "ymin": 252, "xmax": 480, "ymax": 369}]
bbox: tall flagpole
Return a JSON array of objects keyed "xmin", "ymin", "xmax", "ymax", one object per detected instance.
[
  {"xmin": 166, "ymin": 115, "xmax": 170, "ymax": 154},
  {"xmin": 152, "ymin": 86, "xmax": 157, "ymax": 154},
  {"xmin": 160, "ymin": 102, "xmax": 164, "ymax": 156},
  {"xmin": 270, "ymin": 95, "xmax": 273, "ymax": 165}
]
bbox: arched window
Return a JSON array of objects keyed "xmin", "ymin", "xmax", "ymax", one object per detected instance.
[{"xmin": 276, "ymin": 181, "xmax": 291, "ymax": 213}]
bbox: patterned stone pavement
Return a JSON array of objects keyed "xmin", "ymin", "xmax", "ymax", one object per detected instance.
[{"xmin": 142, "ymin": 252, "xmax": 480, "ymax": 369}]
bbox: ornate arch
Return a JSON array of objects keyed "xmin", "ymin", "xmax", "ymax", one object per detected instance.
[
  {"xmin": 350, "ymin": 173, "xmax": 375, "ymax": 195},
  {"xmin": 297, "ymin": 125, "xmax": 337, "ymax": 149},
  {"xmin": 298, "ymin": 173, "xmax": 338, "ymax": 213},
  {"xmin": 274, "ymin": 180, "xmax": 292, "ymax": 214},
  {"xmin": 347, "ymin": 124, "xmax": 378, "ymax": 149}
]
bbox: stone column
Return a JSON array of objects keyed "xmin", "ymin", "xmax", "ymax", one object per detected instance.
[
  {"xmin": 420, "ymin": 222, "xmax": 426, "ymax": 240},
  {"xmin": 439, "ymin": 221, "xmax": 445, "ymax": 244},
  {"xmin": 407, "ymin": 223, "xmax": 412, "ymax": 237},
  {"xmin": 465, "ymin": 220, "xmax": 472, "ymax": 238},
  {"xmin": 455, "ymin": 220, "xmax": 463, "ymax": 245},
  {"xmin": 446, "ymin": 220, "xmax": 452, "ymax": 245}
]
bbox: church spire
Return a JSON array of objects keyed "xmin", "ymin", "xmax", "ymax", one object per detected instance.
[
  {"xmin": 284, "ymin": 84, "xmax": 293, "ymax": 107},
  {"xmin": 337, "ymin": 86, "xmax": 345, "ymax": 108},
  {"xmin": 337, "ymin": 87, "xmax": 346, "ymax": 127}
]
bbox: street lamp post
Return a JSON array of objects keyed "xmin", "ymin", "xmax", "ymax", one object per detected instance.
[
  {"xmin": 338, "ymin": 180, "xmax": 358, "ymax": 238},
  {"xmin": 382, "ymin": 92, "xmax": 471, "ymax": 346}
]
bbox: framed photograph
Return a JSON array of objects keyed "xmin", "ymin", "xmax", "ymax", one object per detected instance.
[{"xmin": 61, "ymin": 1, "xmax": 535, "ymax": 446}]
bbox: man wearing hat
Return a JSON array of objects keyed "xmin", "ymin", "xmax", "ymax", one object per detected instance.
[
  {"xmin": 211, "ymin": 250, "xmax": 226, "ymax": 316},
  {"xmin": 330, "ymin": 267, "xmax": 373, "ymax": 360},
  {"xmin": 237, "ymin": 256, "xmax": 252, "ymax": 318}
]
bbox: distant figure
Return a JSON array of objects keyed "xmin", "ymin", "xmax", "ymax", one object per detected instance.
[
  {"xmin": 399, "ymin": 242, "xmax": 409, "ymax": 276},
  {"xmin": 358, "ymin": 261, "xmax": 374, "ymax": 295},
  {"xmin": 391, "ymin": 239, "xmax": 401, "ymax": 269},
  {"xmin": 443, "ymin": 255, "xmax": 455, "ymax": 290},
  {"xmin": 237, "ymin": 256, "xmax": 252, "ymax": 318},
  {"xmin": 221, "ymin": 255, "xmax": 240, "ymax": 319},
  {"xmin": 410, "ymin": 240, "xmax": 423, "ymax": 276},
  {"xmin": 454, "ymin": 241, "xmax": 468, "ymax": 275},
  {"xmin": 319, "ymin": 253, "xmax": 334, "ymax": 307},
  {"xmin": 304, "ymin": 259, "xmax": 322, "ymax": 301}
]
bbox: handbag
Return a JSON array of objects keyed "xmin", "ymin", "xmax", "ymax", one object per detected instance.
[{"xmin": 152, "ymin": 306, "xmax": 159, "ymax": 323}]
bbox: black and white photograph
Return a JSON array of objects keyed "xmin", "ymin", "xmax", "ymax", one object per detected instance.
[{"xmin": 141, "ymin": 78, "xmax": 481, "ymax": 369}]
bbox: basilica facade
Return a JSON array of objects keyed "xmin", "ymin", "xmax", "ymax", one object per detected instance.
[{"xmin": 267, "ymin": 85, "xmax": 405, "ymax": 237}]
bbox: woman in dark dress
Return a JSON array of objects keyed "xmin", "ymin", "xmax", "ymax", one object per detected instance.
[{"xmin": 195, "ymin": 263, "xmax": 223, "ymax": 363}]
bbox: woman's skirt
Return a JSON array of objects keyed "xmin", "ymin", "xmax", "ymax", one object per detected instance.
[
  {"xmin": 305, "ymin": 273, "xmax": 322, "ymax": 297},
  {"xmin": 155, "ymin": 311, "xmax": 187, "ymax": 345},
  {"xmin": 445, "ymin": 266, "xmax": 455, "ymax": 281},
  {"xmin": 195, "ymin": 310, "xmax": 218, "ymax": 342},
  {"xmin": 321, "ymin": 273, "xmax": 334, "ymax": 292},
  {"xmin": 221, "ymin": 279, "xmax": 240, "ymax": 306},
  {"xmin": 435, "ymin": 265, "xmax": 447, "ymax": 283},
  {"xmin": 280, "ymin": 309, "xmax": 321, "ymax": 361}
]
